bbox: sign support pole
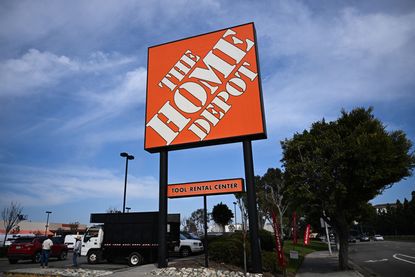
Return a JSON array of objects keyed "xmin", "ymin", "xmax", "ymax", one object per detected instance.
[
  {"xmin": 158, "ymin": 151, "xmax": 168, "ymax": 268},
  {"xmin": 204, "ymin": 195, "xmax": 209, "ymax": 267},
  {"xmin": 243, "ymin": 140, "xmax": 262, "ymax": 273}
]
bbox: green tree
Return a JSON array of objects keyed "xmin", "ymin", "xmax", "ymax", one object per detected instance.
[
  {"xmin": 212, "ymin": 202, "xmax": 233, "ymax": 232},
  {"xmin": 281, "ymin": 107, "xmax": 415, "ymax": 270}
]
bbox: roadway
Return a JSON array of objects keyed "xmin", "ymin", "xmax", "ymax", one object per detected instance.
[
  {"xmin": 0, "ymin": 255, "xmax": 129, "ymax": 273},
  {"xmin": 349, "ymin": 240, "xmax": 415, "ymax": 277}
]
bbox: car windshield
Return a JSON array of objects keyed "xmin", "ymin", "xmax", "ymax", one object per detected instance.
[
  {"xmin": 14, "ymin": 237, "xmax": 35, "ymax": 243},
  {"xmin": 180, "ymin": 232, "xmax": 200, "ymax": 240},
  {"xmin": 188, "ymin": 233, "xmax": 200, "ymax": 240}
]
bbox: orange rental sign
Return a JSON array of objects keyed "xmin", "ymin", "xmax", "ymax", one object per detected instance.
[
  {"xmin": 145, "ymin": 22, "xmax": 266, "ymax": 152},
  {"xmin": 168, "ymin": 178, "xmax": 244, "ymax": 198}
]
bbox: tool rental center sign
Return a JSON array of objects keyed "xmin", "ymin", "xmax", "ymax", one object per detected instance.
[
  {"xmin": 168, "ymin": 178, "xmax": 244, "ymax": 198},
  {"xmin": 145, "ymin": 23, "xmax": 266, "ymax": 152}
]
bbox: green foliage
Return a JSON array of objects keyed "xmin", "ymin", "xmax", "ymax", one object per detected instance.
[
  {"xmin": 209, "ymin": 233, "xmax": 247, "ymax": 267},
  {"xmin": 282, "ymin": 107, "xmax": 415, "ymax": 224},
  {"xmin": 361, "ymin": 192, "xmax": 415, "ymax": 236},
  {"xmin": 209, "ymin": 234, "xmax": 328, "ymax": 274},
  {"xmin": 261, "ymin": 251, "xmax": 279, "ymax": 273},
  {"xmin": 211, "ymin": 202, "xmax": 233, "ymax": 231},
  {"xmin": 281, "ymin": 107, "xmax": 415, "ymax": 269},
  {"xmin": 258, "ymin": 229, "xmax": 275, "ymax": 251}
]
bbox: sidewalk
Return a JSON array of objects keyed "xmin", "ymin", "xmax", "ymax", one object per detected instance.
[
  {"xmin": 2, "ymin": 263, "xmax": 167, "ymax": 277},
  {"xmin": 296, "ymin": 251, "xmax": 363, "ymax": 277}
]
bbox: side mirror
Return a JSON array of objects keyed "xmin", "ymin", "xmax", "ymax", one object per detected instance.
[{"xmin": 83, "ymin": 235, "xmax": 90, "ymax": 243}]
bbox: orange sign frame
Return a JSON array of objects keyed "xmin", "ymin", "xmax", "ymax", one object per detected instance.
[
  {"xmin": 168, "ymin": 178, "xmax": 244, "ymax": 198},
  {"xmin": 145, "ymin": 22, "xmax": 266, "ymax": 153}
]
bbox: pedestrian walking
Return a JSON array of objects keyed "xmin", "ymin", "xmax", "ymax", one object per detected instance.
[
  {"xmin": 40, "ymin": 235, "xmax": 53, "ymax": 268},
  {"xmin": 73, "ymin": 235, "xmax": 82, "ymax": 267}
]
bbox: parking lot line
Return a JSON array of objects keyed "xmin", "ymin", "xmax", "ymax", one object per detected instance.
[{"xmin": 392, "ymin": 253, "xmax": 415, "ymax": 265}]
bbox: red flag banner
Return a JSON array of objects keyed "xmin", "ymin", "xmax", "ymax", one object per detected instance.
[
  {"xmin": 271, "ymin": 212, "xmax": 285, "ymax": 268},
  {"xmin": 304, "ymin": 224, "xmax": 311, "ymax": 245},
  {"xmin": 292, "ymin": 212, "xmax": 297, "ymax": 245}
]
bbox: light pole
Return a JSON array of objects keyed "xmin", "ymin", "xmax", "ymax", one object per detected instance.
[
  {"xmin": 233, "ymin": 201, "xmax": 237, "ymax": 230},
  {"xmin": 45, "ymin": 211, "xmax": 52, "ymax": 236},
  {"xmin": 126, "ymin": 207, "xmax": 131, "ymax": 213},
  {"xmin": 120, "ymin": 152, "xmax": 134, "ymax": 213}
]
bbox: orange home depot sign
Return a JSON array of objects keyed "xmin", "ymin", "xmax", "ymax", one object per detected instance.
[
  {"xmin": 168, "ymin": 178, "xmax": 244, "ymax": 198},
  {"xmin": 145, "ymin": 23, "xmax": 266, "ymax": 152}
]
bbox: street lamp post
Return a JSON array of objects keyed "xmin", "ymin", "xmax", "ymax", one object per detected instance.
[
  {"xmin": 126, "ymin": 207, "xmax": 131, "ymax": 213},
  {"xmin": 120, "ymin": 152, "xmax": 134, "ymax": 213},
  {"xmin": 233, "ymin": 201, "xmax": 237, "ymax": 230},
  {"xmin": 45, "ymin": 211, "xmax": 52, "ymax": 236}
]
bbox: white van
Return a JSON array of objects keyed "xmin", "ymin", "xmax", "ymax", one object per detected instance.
[{"xmin": 64, "ymin": 234, "xmax": 83, "ymax": 250}]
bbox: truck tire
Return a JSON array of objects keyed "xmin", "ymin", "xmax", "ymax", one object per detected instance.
[
  {"xmin": 87, "ymin": 250, "xmax": 101, "ymax": 264},
  {"xmin": 128, "ymin": 252, "xmax": 143, "ymax": 266},
  {"xmin": 180, "ymin": 247, "xmax": 191, "ymax": 257}
]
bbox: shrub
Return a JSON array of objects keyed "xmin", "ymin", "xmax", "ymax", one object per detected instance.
[
  {"xmin": 262, "ymin": 251, "xmax": 280, "ymax": 273},
  {"xmin": 209, "ymin": 233, "xmax": 248, "ymax": 267},
  {"xmin": 258, "ymin": 229, "xmax": 275, "ymax": 251}
]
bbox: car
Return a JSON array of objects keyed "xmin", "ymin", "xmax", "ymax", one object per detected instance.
[
  {"xmin": 7, "ymin": 236, "xmax": 68, "ymax": 264},
  {"xmin": 174, "ymin": 232, "xmax": 204, "ymax": 257},
  {"xmin": 359, "ymin": 235, "xmax": 370, "ymax": 242},
  {"xmin": 348, "ymin": 236, "xmax": 357, "ymax": 243},
  {"xmin": 373, "ymin": 234, "xmax": 384, "ymax": 241}
]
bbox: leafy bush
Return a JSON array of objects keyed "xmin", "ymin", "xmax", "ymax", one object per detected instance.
[
  {"xmin": 209, "ymin": 233, "xmax": 248, "ymax": 267},
  {"xmin": 262, "ymin": 251, "xmax": 280, "ymax": 273},
  {"xmin": 258, "ymin": 229, "xmax": 275, "ymax": 251}
]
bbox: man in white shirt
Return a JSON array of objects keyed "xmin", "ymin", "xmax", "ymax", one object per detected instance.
[{"xmin": 41, "ymin": 235, "xmax": 53, "ymax": 268}]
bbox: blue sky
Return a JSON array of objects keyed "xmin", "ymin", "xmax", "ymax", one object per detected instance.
[{"xmin": 1, "ymin": 0, "xmax": 414, "ymax": 225}]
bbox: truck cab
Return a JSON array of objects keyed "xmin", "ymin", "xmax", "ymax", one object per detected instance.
[{"xmin": 81, "ymin": 225, "xmax": 104, "ymax": 263}]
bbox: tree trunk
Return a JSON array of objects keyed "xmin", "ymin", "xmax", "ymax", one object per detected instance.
[{"xmin": 335, "ymin": 216, "xmax": 350, "ymax": 270}]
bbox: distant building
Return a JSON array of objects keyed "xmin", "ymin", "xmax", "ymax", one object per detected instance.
[
  {"xmin": 373, "ymin": 203, "xmax": 397, "ymax": 214},
  {"xmin": 0, "ymin": 220, "xmax": 87, "ymax": 236}
]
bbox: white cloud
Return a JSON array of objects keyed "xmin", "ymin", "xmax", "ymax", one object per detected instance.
[
  {"xmin": 253, "ymin": 4, "xmax": 415, "ymax": 132},
  {"xmin": 0, "ymin": 49, "xmax": 135, "ymax": 97},
  {"xmin": 0, "ymin": 164, "xmax": 158, "ymax": 207},
  {"xmin": 56, "ymin": 67, "xmax": 147, "ymax": 132}
]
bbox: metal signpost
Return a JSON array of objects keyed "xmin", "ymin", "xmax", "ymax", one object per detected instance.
[{"xmin": 145, "ymin": 23, "xmax": 267, "ymax": 273}]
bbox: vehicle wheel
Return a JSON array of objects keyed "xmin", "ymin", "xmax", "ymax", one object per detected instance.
[
  {"xmin": 33, "ymin": 252, "xmax": 41, "ymax": 263},
  {"xmin": 87, "ymin": 250, "xmax": 101, "ymax": 264},
  {"xmin": 180, "ymin": 247, "xmax": 191, "ymax": 257},
  {"xmin": 8, "ymin": 259, "xmax": 18, "ymax": 264},
  {"xmin": 59, "ymin": 251, "xmax": 67, "ymax": 260},
  {"xmin": 128, "ymin": 252, "xmax": 143, "ymax": 267}
]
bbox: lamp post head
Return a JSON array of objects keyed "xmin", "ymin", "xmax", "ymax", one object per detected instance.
[
  {"xmin": 120, "ymin": 152, "xmax": 134, "ymax": 160},
  {"xmin": 233, "ymin": 202, "xmax": 237, "ymax": 205},
  {"xmin": 46, "ymin": 211, "xmax": 52, "ymax": 214}
]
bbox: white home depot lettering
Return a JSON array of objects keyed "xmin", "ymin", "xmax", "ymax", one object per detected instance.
[{"xmin": 147, "ymin": 27, "xmax": 258, "ymax": 146}]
